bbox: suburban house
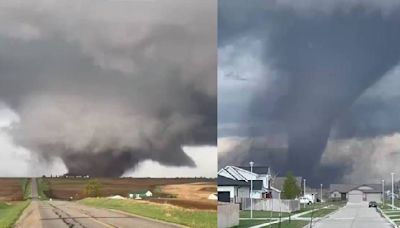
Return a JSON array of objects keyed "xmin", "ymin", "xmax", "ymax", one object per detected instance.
[
  {"xmin": 217, "ymin": 166, "xmax": 281, "ymax": 202},
  {"xmin": 218, "ymin": 175, "xmax": 263, "ymax": 202},
  {"xmin": 330, "ymin": 184, "xmax": 382, "ymax": 203}
]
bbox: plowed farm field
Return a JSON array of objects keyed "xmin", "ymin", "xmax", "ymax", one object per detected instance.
[
  {"xmin": 45, "ymin": 178, "xmax": 216, "ymax": 210},
  {"xmin": 0, "ymin": 178, "xmax": 24, "ymax": 201},
  {"xmin": 46, "ymin": 178, "xmax": 214, "ymax": 198},
  {"xmin": 148, "ymin": 182, "xmax": 217, "ymax": 210}
]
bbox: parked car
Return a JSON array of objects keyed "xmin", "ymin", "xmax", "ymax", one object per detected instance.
[
  {"xmin": 369, "ymin": 201, "xmax": 378, "ymax": 208},
  {"xmin": 299, "ymin": 197, "xmax": 312, "ymax": 205}
]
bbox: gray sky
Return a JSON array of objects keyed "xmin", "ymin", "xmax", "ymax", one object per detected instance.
[
  {"xmin": 0, "ymin": 0, "xmax": 216, "ymax": 177},
  {"xmin": 218, "ymin": 0, "xmax": 400, "ymax": 185}
]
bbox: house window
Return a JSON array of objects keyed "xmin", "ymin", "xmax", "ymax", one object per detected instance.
[{"xmin": 263, "ymin": 192, "xmax": 272, "ymax": 199}]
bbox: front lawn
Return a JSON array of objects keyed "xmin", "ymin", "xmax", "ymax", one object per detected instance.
[
  {"xmin": 300, "ymin": 208, "xmax": 337, "ymax": 218},
  {"xmin": 0, "ymin": 201, "xmax": 30, "ymax": 228},
  {"xmin": 240, "ymin": 210, "xmax": 291, "ymax": 218},
  {"xmin": 235, "ymin": 219, "xmax": 308, "ymax": 228},
  {"xmin": 240, "ymin": 202, "xmax": 343, "ymax": 219},
  {"xmin": 273, "ymin": 220, "xmax": 309, "ymax": 228},
  {"xmin": 80, "ymin": 198, "xmax": 216, "ymax": 228},
  {"xmin": 234, "ymin": 219, "xmax": 273, "ymax": 228}
]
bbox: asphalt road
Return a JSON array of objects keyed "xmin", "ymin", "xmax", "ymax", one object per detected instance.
[
  {"xmin": 39, "ymin": 200, "xmax": 182, "ymax": 228},
  {"xmin": 19, "ymin": 178, "xmax": 181, "ymax": 228},
  {"xmin": 31, "ymin": 177, "xmax": 39, "ymax": 199},
  {"xmin": 312, "ymin": 202, "xmax": 392, "ymax": 228}
]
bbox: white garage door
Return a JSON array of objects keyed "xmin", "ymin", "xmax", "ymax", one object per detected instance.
[
  {"xmin": 348, "ymin": 190, "xmax": 363, "ymax": 203},
  {"xmin": 367, "ymin": 193, "xmax": 382, "ymax": 203}
]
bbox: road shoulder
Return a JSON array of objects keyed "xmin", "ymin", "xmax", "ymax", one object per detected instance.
[{"xmin": 14, "ymin": 201, "xmax": 42, "ymax": 228}]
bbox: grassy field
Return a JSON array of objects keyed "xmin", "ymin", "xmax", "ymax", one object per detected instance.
[
  {"xmin": 37, "ymin": 178, "xmax": 49, "ymax": 200},
  {"xmin": 0, "ymin": 201, "xmax": 30, "ymax": 228},
  {"xmin": 80, "ymin": 198, "xmax": 217, "ymax": 228},
  {"xmin": 20, "ymin": 179, "xmax": 31, "ymax": 200}
]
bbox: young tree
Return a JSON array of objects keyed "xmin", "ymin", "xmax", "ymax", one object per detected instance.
[
  {"xmin": 282, "ymin": 172, "xmax": 301, "ymax": 199},
  {"xmin": 85, "ymin": 180, "xmax": 102, "ymax": 197}
]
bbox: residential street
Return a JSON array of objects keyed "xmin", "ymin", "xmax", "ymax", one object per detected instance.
[{"xmin": 312, "ymin": 203, "xmax": 392, "ymax": 228}]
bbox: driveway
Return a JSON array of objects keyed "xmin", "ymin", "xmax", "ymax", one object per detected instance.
[{"xmin": 311, "ymin": 202, "xmax": 392, "ymax": 228}]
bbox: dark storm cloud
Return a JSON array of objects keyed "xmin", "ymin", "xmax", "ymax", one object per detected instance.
[
  {"xmin": 0, "ymin": 0, "xmax": 216, "ymax": 177},
  {"xmin": 219, "ymin": 0, "xmax": 400, "ymax": 185}
]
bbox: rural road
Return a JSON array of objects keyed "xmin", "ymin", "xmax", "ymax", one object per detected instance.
[
  {"xmin": 17, "ymin": 178, "xmax": 182, "ymax": 228},
  {"xmin": 312, "ymin": 202, "xmax": 392, "ymax": 228},
  {"xmin": 38, "ymin": 200, "xmax": 181, "ymax": 228},
  {"xmin": 31, "ymin": 177, "xmax": 39, "ymax": 199}
]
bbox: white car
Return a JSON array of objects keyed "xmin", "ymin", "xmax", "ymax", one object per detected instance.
[{"xmin": 299, "ymin": 197, "xmax": 312, "ymax": 205}]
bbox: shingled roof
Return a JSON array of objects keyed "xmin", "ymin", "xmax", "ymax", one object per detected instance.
[
  {"xmin": 217, "ymin": 175, "xmax": 263, "ymax": 190},
  {"xmin": 330, "ymin": 184, "xmax": 382, "ymax": 193}
]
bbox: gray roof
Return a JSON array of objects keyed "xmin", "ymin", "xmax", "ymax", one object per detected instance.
[
  {"xmin": 272, "ymin": 176, "xmax": 302, "ymax": 191},
  {"xmin": 218, "ymin": 175, "xmax": 263, "ymax": 190},
  {"xmin": 330, "ymin": 184, "xmax": 382, "ymax": 193},
  {"xmin": 330, "ymin": 184, "xmax": 354, "ymax": 193}
]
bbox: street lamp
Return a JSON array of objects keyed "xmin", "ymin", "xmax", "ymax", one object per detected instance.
[
  {"xmin": 303, "ymin": 179, "xmax": 306, "ymax": 208},
  {"xmin": 382, "ymin": 179, "xmax": 385, "ymax": 205},
  {"xmin": 392, "ymin": 173, "xmax": 395, "ymax": 209},
  {"xmin": 320, "ymin": 184, "xmax": 323, "ymax": 203},
  {"xmin": 250, "ymin": 161, "xmax": 254, "ymax": 219}
]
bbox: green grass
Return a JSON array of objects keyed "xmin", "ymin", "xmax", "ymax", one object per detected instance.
[
  {"xmin": 240, "ymin": 210, "xmax": 291, "ymax": 218},
  {"xmin": 240, "ymin": 202, "xmax": 344, "ymax": 219},
  {"xmin": 300, "ymin": 208, "xmax": 336, "ymax": 218},
  {"xmin": 19, "ymin": 178, "xmax": 30, "ymax": 200},
  {"xmin": 380, "ymin": 204, "xmax": 392, "ymax": 210},
  {"xmin": 80, "ymin": 198, "xmax": 216, "ymax": 228},
  {"xmin": 235, "ymin": 219, "xmax": 308, "ymax": 228},
  {"xmin": 234, "ymin": 219, "xmax": 274, "ymax": 228},
  {"xmin": 37, "ymin": 178, "xmax": 49, "ymax": 200},
  {"xmin": 271, "ymin": 220, "xmax": 309, "ymax": 228},
  {"xmin": 0, "ymin": 201, "xmax": 30, "ymax": 228},
  {"xmin": 393, "ymin": 200, "xmax": 400, "ymax": 208},
  {"xmin": 22, "ymin": 179, "xmax": 32, "ymax": 200},
  {"xmin": 240, "ymin": 204, "xmax": 316, "ymax": 219}
]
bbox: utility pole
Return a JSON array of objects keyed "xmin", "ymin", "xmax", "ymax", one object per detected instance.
[
  {"xmin": 392, "ymin": 173, "xmax": 395, "ymax": 209},
  {"xmin": 250, "ymin": 161, "xmax": 254, "ymax": 219},
  {"xmin": 320, "ymin": 184, "xmax": 323, "ymax": 203},
  {"xmin": 304, "ymin": 179, "xmax": 306, "ymax": 209},
  {"xmin": 382, "ymin": 179, "xmax": 385, "ymax": 205}
]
